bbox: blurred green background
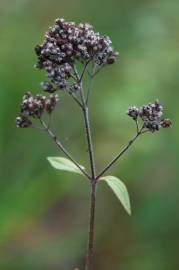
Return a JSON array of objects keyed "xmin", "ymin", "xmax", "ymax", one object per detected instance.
[{"xmin": 1, "ymin": 0, "xmax": 179, "ymax": 269}]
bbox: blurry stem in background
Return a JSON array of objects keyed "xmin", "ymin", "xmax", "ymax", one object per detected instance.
[{"xmin": 39, "ymin": 118, "xmax": 91, "ymax": 179}]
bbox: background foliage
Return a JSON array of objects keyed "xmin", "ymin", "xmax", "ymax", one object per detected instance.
[{"xmin": 1, "ymin": 0, "xmax": 179, "ymax": 269}]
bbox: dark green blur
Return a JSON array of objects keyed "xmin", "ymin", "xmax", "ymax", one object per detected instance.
[{"xmin": 1, "ymin": 0, "xmax": 179, "ymax": 269}]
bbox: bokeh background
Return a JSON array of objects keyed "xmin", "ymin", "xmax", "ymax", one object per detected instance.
[{"xmin": 1, "ymin": 0, "xmax": 179, "ymax": 269}]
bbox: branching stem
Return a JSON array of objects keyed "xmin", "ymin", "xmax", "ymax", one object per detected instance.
[
  {"xmin": 96, "ymin": 126, "xmax": 145, "ymax": 180},
  {"xmin": 39, "ymin": 119, "xmax": 91, "ymax": 180},
  {"xmin": 66, "ymin": 89, "xmax": 83, "ymax": 108}
]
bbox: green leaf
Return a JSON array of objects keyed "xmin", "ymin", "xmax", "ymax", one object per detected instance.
[
  {"xmin": 47, "ymin": 157, "xmax": 85, "ymax": 175},
  {"xmin": 100, "ymin": 176, "xmax": 131, "ymax": 215}
]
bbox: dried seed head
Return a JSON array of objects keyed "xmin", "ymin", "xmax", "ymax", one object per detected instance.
[
  {"xmin": 20, "ymin": 92, "xmax": 46, "ymax": 118},
  {"xmin": 127, "ymin": 106, "xmax": 139, "ymax": 120},
  {"xmin": 40, "ymin": 81, "xmax": 56, "ymax": 93},
  {"xmin": 16, "ymin": 116, "xmax": 32, "ymax": 128},
  {"xmin": 70, "ymin": 83, "xmax": 81, "ymax": 92},
  {"xmin": 127, "ymin": 100, "xmax": 172, "ymax": 132},
  {"xmin": 160, "ymin": 119, "xmax": 172, "ymax": 128},
  {"xmin": 46, "ymin": 94, "xmax": 59, "ymax": 114},
  {"xmin": 35, "ymin": 18, "xmax": 118, "ymax": 92},
  {"xmin": 16, "ymin": 92, "xmax": 59, "ymax": 128}
]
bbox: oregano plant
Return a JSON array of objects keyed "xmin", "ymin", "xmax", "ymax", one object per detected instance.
[{"xmin": 16, "ymin": 18, "xmax": 172, "ymax": 270}]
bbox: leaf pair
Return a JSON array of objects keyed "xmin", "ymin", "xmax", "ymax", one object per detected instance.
[{"xmin": 47, "ymin": 157, "xmax": 131, "ymax": 215}]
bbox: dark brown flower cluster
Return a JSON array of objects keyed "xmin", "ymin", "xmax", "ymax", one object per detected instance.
[
  {"xmin": 35, "ymin": 18, "xmax": 118, "ymax": 93},
  {"xmin": 16, "ymin": 92, "xmax": 59, "ymax": 128},
  {"xmin": 127, "ymin": 100, "xmax": 172, "ymax": 132}
]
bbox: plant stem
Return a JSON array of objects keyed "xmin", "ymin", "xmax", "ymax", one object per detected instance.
[
  {"xmin": 81, "ymin": 105, "xmax": 96, "ymax": 179},
  {"xmin": 85, "ymin": 181, "xmax": 97, "ymax": 270},
  {"xmin": 81, "ymin": 94, "xmax": 97, "ymax": 270},
  {"xmin": 80, "ymin": 87, "xmax": 97, "ymax": 270},
  {"xmin": 73, "ymin": 62, "xmax": 96, "ymax": 180},
  {"xmin": 96, "ymin": 129, "xmax": 143, "ymax": 180},
  {"xmin": 74, "ymin": 62, "xmax": 97, "ymax": 269},
  {"xmin": 86, "ymin": 63, "xmax": 97, "ymax": 105},
  {"xmin": 66, "ymin": 89, "xmax": 83, "ymax": 108},
  {"xmin": 39, "ymin": 119, "xmax": 91, "ymax": 180}
]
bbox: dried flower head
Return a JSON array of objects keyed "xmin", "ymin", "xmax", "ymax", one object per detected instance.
[
  {"xmin": 127, "ymin": 106, "xmax": 139, "ymax": 120},
  {"xmin": 46, "ymin": 94, "xmax": 59, "ymax": 114},
  {"xmin": 160, "ymin": 119, "xmax": 172, "ymax": 128},
  {"xmin": 40, "ymin": 81, "xmax": 56, "ymax": 93},
  {"xmin": 35, "ymin": 18, "xmax": 118, "ymax": 92},
  {"xmin": 20, "ymin": 92, "xmax": 46, "ymax": 118},
  {"xmin": 16, "ymin": 115, "xmax": 32, "ymax": 128},
  {"xmin": 127, "ymin": 100, "xmax": 172, "ymax": 132},
  {"xmin": 16, "ymin": 92, "xmax": 59, "ymax": 128}
]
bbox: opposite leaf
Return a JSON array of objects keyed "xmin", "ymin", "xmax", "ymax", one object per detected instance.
[
  {"xmin": 47, "ymin": 157, "xmax": 85, "ymax": 175},
  {"xmin": 100, "ymin": 176, "xmax": 131, "ymax": 215}
]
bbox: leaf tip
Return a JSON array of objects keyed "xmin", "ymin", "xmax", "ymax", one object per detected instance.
[
  {"xmin": 100, "ymin": 175, "xmax": 132, "ymax": 216},
  {"xmin": 127, "ymin": 207, "xmax": 132, "ymax": 216}
]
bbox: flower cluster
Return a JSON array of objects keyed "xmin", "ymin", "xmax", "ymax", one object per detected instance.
[
  {"xmin": 16, "ymin": 92, "xmax": 59, "ymax": 128},
  {"xmin": 35, "ymin": 18, "xmax": 118, "ymax": 93},
  {"xmin": 16, "ymin": 115, "xmax": 32, "ymax": 128},
  {"xmin": 127, "ymin": 100, "xmax": 172, "ymax": 132}
]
